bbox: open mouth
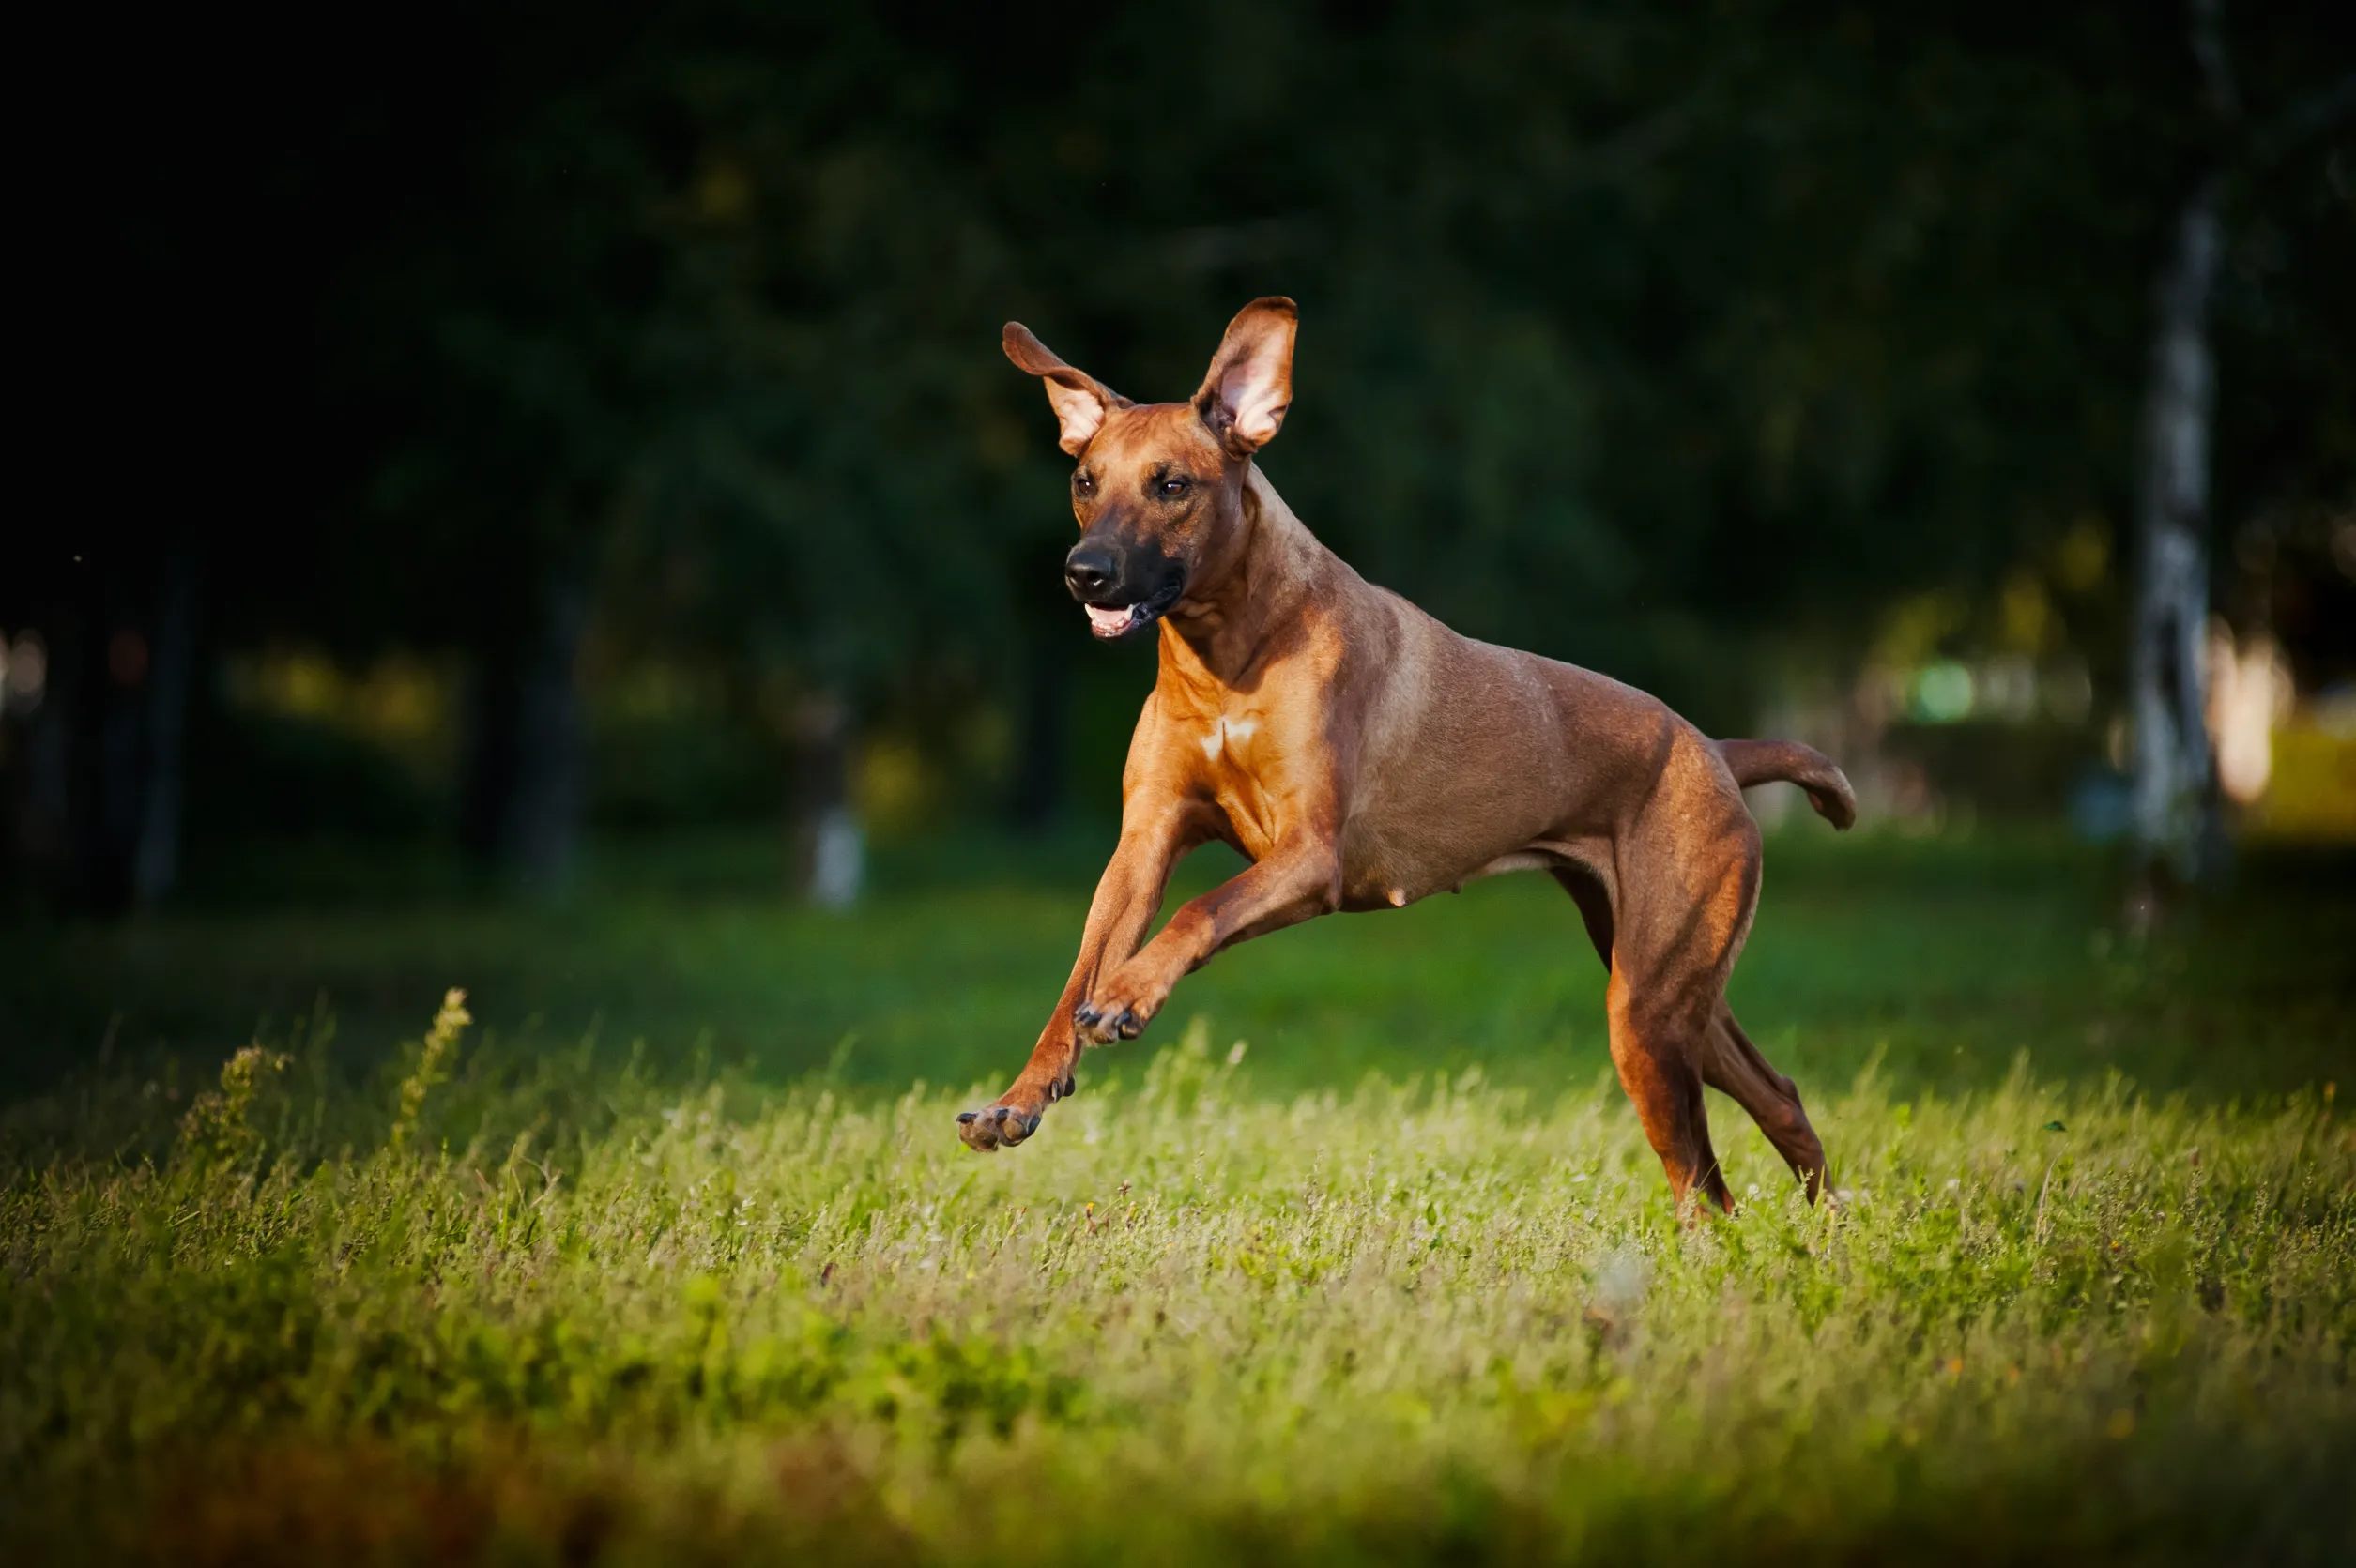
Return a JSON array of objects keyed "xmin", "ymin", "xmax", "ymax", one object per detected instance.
[
  {"xmin": 1080, "ymin": 579, "xmax": 1185, "ymax": 640},
  {"xmin": 1084, "ymin": 603, "xmax": 1143, "ymax": 637}
]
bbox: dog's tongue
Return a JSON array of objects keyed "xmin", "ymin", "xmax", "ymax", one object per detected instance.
[{"xmin": 1085, "ymin": 604, "xmax": 1134, "ymax": 635}]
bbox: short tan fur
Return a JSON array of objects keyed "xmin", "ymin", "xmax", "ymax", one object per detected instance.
[{"xmin": 963, "ymin": 298, "xmax": 1856, "ymax": 1212}]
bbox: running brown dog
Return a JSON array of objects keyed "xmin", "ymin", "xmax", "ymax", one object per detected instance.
[{"xmin": 958, "ymin": 297, "xmax": 1857, "ymax": 1210}]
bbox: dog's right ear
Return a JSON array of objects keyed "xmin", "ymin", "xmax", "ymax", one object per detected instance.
[{"xmin": 1003, "ymin": 324, "xmax": 1128, "ymax": 457}]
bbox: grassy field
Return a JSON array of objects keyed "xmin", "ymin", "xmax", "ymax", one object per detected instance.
[{"xmin": 3, "ymin": 830, "xmax": 2353, "ymax": 1563}]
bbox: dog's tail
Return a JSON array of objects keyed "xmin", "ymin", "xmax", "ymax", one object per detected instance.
[{"xmin": 1715, "ymin": 738, "xmax": 1858, "ymax": 830}]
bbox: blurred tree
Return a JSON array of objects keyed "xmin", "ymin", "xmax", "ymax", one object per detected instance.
[
  {"xmin": 4, "ymin": 542, "xmax": 198, "ymax": 916},
  {"xmin": 2128, "ymin": 0, "xmax": 2236, "ymax": 891},
  {"xmin": 2126, "ymin": 0, "xmax": 2352, "ymax": 890}
]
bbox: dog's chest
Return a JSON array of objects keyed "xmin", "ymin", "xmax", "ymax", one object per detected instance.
[
  {"xmin": 1181, "ymin": 706, "xmax": 1290, "ymax": 854},
  {"xmin": 1197, "ymin": 714, "xmax": 1261, "ymax": 760}
]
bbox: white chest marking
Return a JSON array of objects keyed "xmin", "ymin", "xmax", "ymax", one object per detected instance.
[{"xmin": 1201, "ymin": 716, "xmax": 1260, "ymax": 759}]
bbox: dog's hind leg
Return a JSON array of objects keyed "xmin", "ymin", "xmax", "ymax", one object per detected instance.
[
  {"xmin": 1604, "ymin": 967, "xmax": 1734, "ymax": 1214},
  {"xmin": 1556, "ymin": 864, "xmax": 1732, "ymax": 1210},
  {"xmin": 1564, "ymin": 871, "xmax": 1820, "ymax": 1207},
  {"xmin": 1554, "ymin": 863, "xmax": 1735, "ymax": 1210},
  {"xmin": 1596, "ymin": 777, "xmax": 1764, "ymax": 1213},
  {"xmin": 1699, "ymin": 1005, "xmax": 1828, "ymax": 1203}
]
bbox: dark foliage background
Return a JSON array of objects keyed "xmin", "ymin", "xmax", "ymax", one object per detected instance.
[{"xmin": 8, "ymin": 0, "xmax": 2352, "ymax": 905}]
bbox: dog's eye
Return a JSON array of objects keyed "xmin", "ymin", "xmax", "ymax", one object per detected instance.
[
  {"xmin": 1073, "ymin": 473, "xmax": 1094, "ymax": 498},
  {"xmin": 1159, "ymin": 476, "xmax": 1191, "ymax": 499}
]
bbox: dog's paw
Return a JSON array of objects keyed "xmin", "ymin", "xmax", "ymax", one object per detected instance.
[
  {"xmin": 955, "ymin": 1104, "xmax": 1035, "ymax": 1150},
  {"xmin": 1075, "ymin": 964, "xmax": 1169, "ymax": 1043},
  {"xmin": 955, "ymin": 1075, "xmax": 1075, "ymax": 1152},
  {"xmin": 1072, "ymin": 1000, "xmax": 1145, "ymax": 1044}
]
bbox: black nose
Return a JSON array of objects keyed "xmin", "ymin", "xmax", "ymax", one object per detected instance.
[{"xmin": 1065, "ymin": 546, "xmax": 1117, "ymax": 601}]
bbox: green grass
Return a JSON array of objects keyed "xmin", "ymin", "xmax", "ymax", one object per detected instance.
[
  {"xmin": 2, "ymin": 831, "xmax": 2353, "ymax": 1563},
  {"xmin": 6, "ymin": 830, "xmax": 2350, "ymax": 1104}
]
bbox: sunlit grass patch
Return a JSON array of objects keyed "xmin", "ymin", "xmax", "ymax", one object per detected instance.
[{"xmin": 4, "ymin": 1012, "xmax": 2351, "ymax": 1564}]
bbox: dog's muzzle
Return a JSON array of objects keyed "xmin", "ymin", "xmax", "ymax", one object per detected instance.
[{"xmin": 1065, "ymin": 544, "xmax": 1185, "ymax": 640}]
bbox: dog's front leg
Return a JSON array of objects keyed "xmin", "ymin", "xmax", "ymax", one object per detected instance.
[
  {"xmin": 956, "ymin": 813, "xmax": 1191, "ymax": 1150},
  {"xmin": 1077, "ymin": 838, "xmax": 1340, "ymax": 1044}
]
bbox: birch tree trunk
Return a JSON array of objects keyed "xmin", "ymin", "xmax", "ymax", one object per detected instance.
[
  {"xmin": 2128, "ymin": 174, "xmax": 2223, "ymax": 884},
  {"xmin": 792, "ymin": 691, "xmax": 863, "ymax": 908},
  {"xmin": 2129, "ymin": 0, "xmax": 2241, "ymax": 890}
]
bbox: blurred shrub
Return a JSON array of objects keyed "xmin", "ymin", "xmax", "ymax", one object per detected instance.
[
  {"xmin": 1882, "ymin": 721, "xmax": 2100, "ymax": 818},
  {"xmin": 2245, "ymin": 721, "xmax": 2356, "ymax": 843},
  {"xmin": 189, "ymin": 707, "xmax": 445, "ymax": 840},
  {"xmin": 588, "ymin": 708, "xmax": 791, "ymax": 833}
]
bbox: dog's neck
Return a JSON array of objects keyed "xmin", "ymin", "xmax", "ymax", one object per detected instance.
[{"xmin": 1160, "ymin": 465, "xmax": 1324, "ymax": 691}]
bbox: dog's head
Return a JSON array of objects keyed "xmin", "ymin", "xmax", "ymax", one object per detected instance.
[{"xmin": 1002, "ymin": 298, "xmax": 1296, "ymax": 640}]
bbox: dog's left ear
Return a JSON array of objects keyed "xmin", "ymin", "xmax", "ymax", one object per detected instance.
[{"xmin": 1195, "ymin": 297, "xmax": 1297, "ymax": 457}]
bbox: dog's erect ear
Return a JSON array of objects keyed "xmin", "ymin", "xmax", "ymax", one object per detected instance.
[
  {"xmin": 1002, "ymin": 323, "xmax": 1129, "ymax": 457},
  {"xmin": 1194, "ymin": 297, "xmax": 1297, "ymax": 457}
]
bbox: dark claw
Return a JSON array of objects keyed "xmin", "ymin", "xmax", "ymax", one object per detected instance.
[
  {"xmin": 1060, "ymin": 1074, "xmax": 1077, "ymax": 1098},
  {"xmin": 1024, "ymin": 1113, "xmax": 1042, "ymax": 1135},
  {"xmin": 1116, "ymin": 1011, "xmax": 1142, "ymax": 1040},
  {"xmin": 992, "ymin": 1106, "xmax": 1012, "ymax": 1123},
  {"xmin": 1075, "ymin": 1003, "xmax": 1102, "ymax": 1026},
  {"xmin": 957, "ymin": 1111, "xmax": 977, "ymax": 1124}
]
